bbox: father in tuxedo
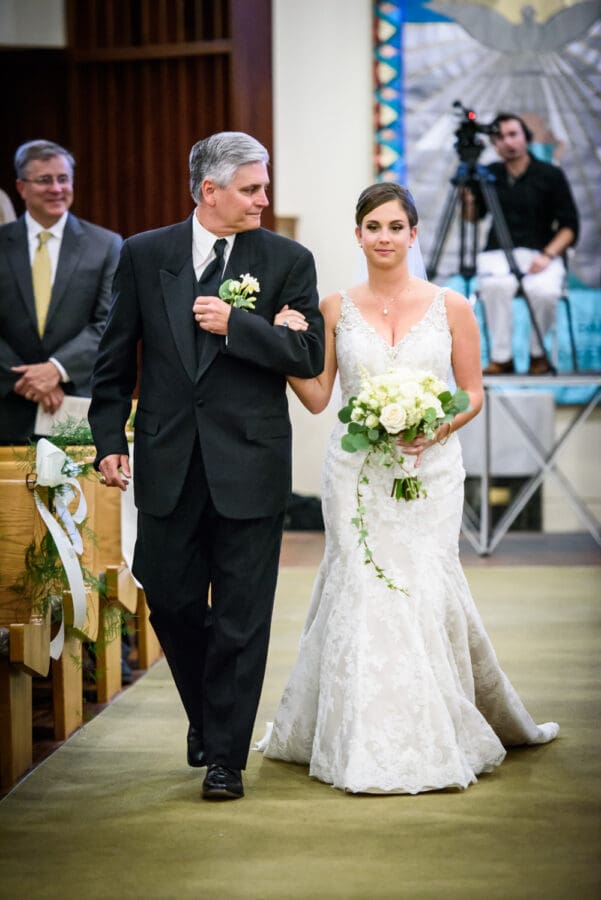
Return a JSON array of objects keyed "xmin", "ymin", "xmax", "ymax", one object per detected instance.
[
  {"xmin": 89, "ymin": 132, "xmax": 324, "ymax": 800},
  {"xmin": 0, "ymin": 139, "xmax": 122, "ymax": 443}
]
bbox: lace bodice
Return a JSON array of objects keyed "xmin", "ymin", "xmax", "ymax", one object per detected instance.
[{"xmin": 335, "ymin": 288, "xmax": 452, "ymax": 403}]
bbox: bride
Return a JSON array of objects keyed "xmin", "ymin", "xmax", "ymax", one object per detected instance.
[{"xmin": 262, "ymin": 182, "xmax": 558, "ymax": 794}]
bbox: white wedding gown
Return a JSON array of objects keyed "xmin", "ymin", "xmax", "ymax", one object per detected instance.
[{"xmin": 261, "ymin": 288, "xmax": 558, "ymax": 794}]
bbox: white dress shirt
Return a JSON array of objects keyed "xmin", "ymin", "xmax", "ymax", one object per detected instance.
[{"xmin": 192, "ymin": 213, "xmax": 235, "ymax": 281}]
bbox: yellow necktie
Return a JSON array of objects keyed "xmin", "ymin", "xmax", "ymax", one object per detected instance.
[{"xmin": 32, "ymin": 230, "xmax": 52, "ymax": 336}]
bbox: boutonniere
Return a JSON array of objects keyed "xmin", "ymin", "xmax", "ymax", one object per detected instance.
[{"xmin": 219, "ymin": 273, "xmax": 260, "ymax": 310}]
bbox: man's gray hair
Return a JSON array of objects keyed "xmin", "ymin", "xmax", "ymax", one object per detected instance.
[
  {"xmin": 189, "ymin": 132, "xmax": 269, "ymax": 203},
  {"xmin": 14, "ymin": 140, "xmax": 75, "ymax": 180}
]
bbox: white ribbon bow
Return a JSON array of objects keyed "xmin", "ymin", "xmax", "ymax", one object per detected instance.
[{"xmin": 34, "ymin": 438, "xmax": 88, "ymax": 659}]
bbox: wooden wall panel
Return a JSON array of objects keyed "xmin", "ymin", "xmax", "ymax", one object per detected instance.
[
  {"xmin": 229, "ymin": 0, "xmax": 272, "ymax": 147},
  {"xmin": 0, "ymin": 50, "xmax": 69, "ymax": 216},
  {"xmin": 68, "ymin": 0, "xmax": 229, "ymax": 49},
  {"xmin": 0, "ymin": 0, "xmax": 272, "ymax": 236},
  {"xmin": 68, "ymin": 54, "xmax": 231, "ymax": 236}
]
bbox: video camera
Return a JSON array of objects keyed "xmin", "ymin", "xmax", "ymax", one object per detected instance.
[{"xmin": 452, "ymin": 101, "xmax": 498, "ymax": 165}]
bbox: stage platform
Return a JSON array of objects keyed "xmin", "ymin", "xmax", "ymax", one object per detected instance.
[{"xmin": 461, "ymin": 374, "xmax": 601, "ymax": 555}]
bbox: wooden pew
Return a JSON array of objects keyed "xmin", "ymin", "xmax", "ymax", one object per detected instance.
[
  {"xmin": 91, "ymin": 473, "xmax": 162, "ymax": 704},
  {"xmin": 0, "ymin": 447, "xmax": 52, "ymax": 787},
  {"xmin": 50, "ymin": 459, "xmax": 100, "ymax": 741},
  {"xmin": 0, "ymin": 438, "xmax": 161, "ymax": 786},
  {"xmin": 0, "ymin": 612, "xmax": 51, "ymax": 789},
  {"xmin": 0, "ymin": 446, "xmax": 101, "ymax": 784},
  {"xmin": 135, "ymin": 587, "xmax": 162, "ymax": 669},
  {"xmin": 51, "ymin": 585, "xmax": 98, "ymax": 742}
]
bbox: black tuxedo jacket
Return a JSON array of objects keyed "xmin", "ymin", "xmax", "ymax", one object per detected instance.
[
  {"xmin": 0, "ymin": 213, "xmax": 122, "ymax": 442},
  {"xmin": 89, "ymin": 216, "xmax": 325, "ymax": 519}
]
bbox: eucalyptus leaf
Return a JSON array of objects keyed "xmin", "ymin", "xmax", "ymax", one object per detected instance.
[
  {"xmin": 351, "ymin": 432, "xmax": 371, "ymax": 451},
  {"xmin": 341, "ymin": 433, "xmax": 358, "ymax": 453},
  {"xmin": 348, "ymin": 422, "xmax": 364, "ymax": 435}
]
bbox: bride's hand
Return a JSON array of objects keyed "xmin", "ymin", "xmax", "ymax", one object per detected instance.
[
  {"xmin": 398, "ymin": 422, "xmax": 454, "ymax": 468},
  {"xmin": 274, "ymin": 304, "xmax": 308, "ymax": 331},
  {"xmin": 397, "ymin": 434, "xmax": 436, "ymax": 469}
]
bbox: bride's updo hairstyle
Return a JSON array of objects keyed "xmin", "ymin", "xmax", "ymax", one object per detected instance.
[{"xmin": 355, "ymin": 183, "xmax": 418, "ymax": 228}]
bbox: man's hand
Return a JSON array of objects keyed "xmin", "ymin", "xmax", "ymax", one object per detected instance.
[
  {"xmin": 41, "ymin": 386, "xmax": 65, "ymax": 413},
  {"xmin": 98, "ymin": 454, "xmax": 131, "ymax": 491},
  {"xmin": 529, "ymin": 253, "xmax": 552, "ymax": 275},
  {"xmin": 193, "ymin": 296, "xmax": 232, "ymax": 336},
  {"xmin": 12, "ymin": 361, "xmax": 61, "ymax": 402}
]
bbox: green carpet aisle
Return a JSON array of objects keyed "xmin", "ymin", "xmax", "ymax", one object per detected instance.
[{"xmin": 0, "ymin": 567, "xmax": 599, "ymax": 900}]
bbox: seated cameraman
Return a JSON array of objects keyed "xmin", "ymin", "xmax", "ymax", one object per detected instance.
[{"xmin": 466, "ymin": 112, "xmax": 579, "ymax": 375}]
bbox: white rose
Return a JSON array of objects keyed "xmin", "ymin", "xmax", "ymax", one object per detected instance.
[
  {"xmin": 351, "ymin": 407, "xmax": 364, "ymax": 423},
  {"xmin": 380, "ymin": 403, "xmax": 407, "ymax": 435},
  {"xmin": 397, "ymin": 381, "xmax": 420, "ymax": 401},
  {"xmin": 366, "ymin": 414, "xmax": 379, "ymax": 429}
]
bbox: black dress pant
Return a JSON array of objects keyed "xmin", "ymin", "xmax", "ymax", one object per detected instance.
[{"xmin": 133, "ymin": 440, "xmax": 284, "ymax": 769}]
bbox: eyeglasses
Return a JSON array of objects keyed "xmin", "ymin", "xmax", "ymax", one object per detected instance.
[{"xmin": 22, "ymin": 175, "xmax": 72, "ymax": 187}]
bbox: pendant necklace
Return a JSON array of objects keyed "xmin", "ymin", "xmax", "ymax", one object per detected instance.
[{"xmin": 371, "ymin": 280, "xmax": 411, "ymax": 316}]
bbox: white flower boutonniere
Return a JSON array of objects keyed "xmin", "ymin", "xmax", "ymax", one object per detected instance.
[{"xmin": 219, "ymin": 273, "xmax": 261, "ymax": 310}]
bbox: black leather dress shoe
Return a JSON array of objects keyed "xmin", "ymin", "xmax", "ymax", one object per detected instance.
[
  {"xmin": 202, "ymin": 765, "xmax": 244, "ymax": 800},
  {"xmin": 187, "ymin": 725, "xmax": 206, "ymax": 768}
]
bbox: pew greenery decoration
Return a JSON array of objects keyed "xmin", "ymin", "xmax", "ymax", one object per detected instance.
[{"xmin": 10, "ymin": 418, "xmax": 127, "ymax": 666}]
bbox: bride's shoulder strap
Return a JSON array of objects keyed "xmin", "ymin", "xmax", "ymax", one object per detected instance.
[
  {"xmin": 335, "ymin": 288, "xmax": 352, "ymax": 319},
  {"xmin": 322, "ymin": 289, "xmax": 351, "ymax": 334},
  {"xmin": 428, "ymin": 285, "xmax": 450, "ymax": 330},
  {"xmin": 434, "ymin": 285, "xmax": 450, "ymax": 309}
]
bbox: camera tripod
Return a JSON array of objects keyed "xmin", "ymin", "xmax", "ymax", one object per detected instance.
[{"xmin": 426, "ymin": 144, "xmax": 556, "ymax": 375}]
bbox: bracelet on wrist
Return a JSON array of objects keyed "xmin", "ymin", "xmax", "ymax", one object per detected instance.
[
  {"xmin": 438, "ymin": 422, "xmax": 452, "ymax": 446},
  {"xmin": 542, "ymin": 249, "xmax": 556, "ymax": 260}
]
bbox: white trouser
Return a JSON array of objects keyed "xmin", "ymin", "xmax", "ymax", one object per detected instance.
[{"xmin": 476, "ymin": 248, "xmax": 565, "ymax": 361}]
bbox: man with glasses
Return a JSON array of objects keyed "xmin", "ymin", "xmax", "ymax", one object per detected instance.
[{"xmin": 0, "ymin": 139, "xmax": 122, "ymax": 443}]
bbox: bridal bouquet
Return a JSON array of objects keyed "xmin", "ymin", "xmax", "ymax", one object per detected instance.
[
  {"xmin": 338, "ymin": 368, "xmax": 470, "ymax": 592},
  {"xmin": 219, "ymin": 273, "xmax": 260, "ymax": 310},
  {"xmin": 339, "ymin": 367, "xmax": 470, "ymax": 499}
]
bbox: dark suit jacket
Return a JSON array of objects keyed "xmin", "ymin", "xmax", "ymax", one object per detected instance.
[
  {"xmin": 89, "ymin": 216, "xmax": 325, "ymax": 520},
  {"xmin": 0, "ymin": 212, "xmax": 122, "ymax": 442}
]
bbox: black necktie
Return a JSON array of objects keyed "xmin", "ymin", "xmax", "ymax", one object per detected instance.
[
  {"xmin": 197, "ymin": 238, "xmax": 227, "ymax": 297},
  {"xmin": 195, "ymin": 238, "xmax": 227, "ymax": 361}
]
